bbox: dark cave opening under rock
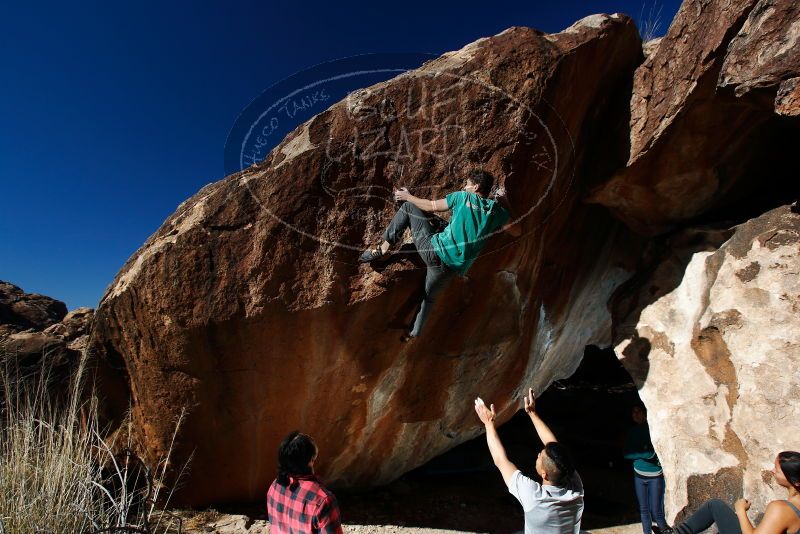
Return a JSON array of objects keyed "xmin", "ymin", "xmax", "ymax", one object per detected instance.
[
  {"xmin": 694, "ymin": 111, "xmax": 800, "ymax": 229},
  {"xmin": 332, "ymin": 345, "xmax": 649, "ymax": 532}
]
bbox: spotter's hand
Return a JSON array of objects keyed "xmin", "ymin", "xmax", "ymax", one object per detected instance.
[
  {"xmin": 524, "ymin": 388, "xmax": 537, "ymax": 415},
  {"xmin": 474, "ymin": 397, "xmax": 496, "ymax": 426}
]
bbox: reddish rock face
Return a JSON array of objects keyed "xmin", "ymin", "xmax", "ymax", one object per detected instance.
[
  {"xmin": 90, "ymin": 16, "xmax": 643, "ymax": 505},
  {"xmin": 588, "ymin": 0, "xmax": 800, "ymax": 235}
]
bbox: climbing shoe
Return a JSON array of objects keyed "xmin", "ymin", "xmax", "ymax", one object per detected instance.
[
  {"xmin": 400, "ymin": 331, "xmax": 416, "ymax": 343},
  {"xmin": 359, "ymin": 247, "xmax": 385, "ymax": 263}
]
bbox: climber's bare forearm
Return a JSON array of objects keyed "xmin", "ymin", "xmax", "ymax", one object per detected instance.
[
  {"xmin": 503, "ymin": 222, "xmax": 522, "ymax": 237},
  {"xmin": 494, "ymin": 195, "xmax": 521, "ymax": 236},
  {"xmin": 485, "ymin": 420, "xmax": 518, "ymax": 485},
  {"xmin": 405, "ymin": 194, "xmax": 448, "ymax": 213}
]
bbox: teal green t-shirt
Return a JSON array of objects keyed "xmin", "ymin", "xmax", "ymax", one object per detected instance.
[
  {"xmin": 431, "ymin": 191, "xmax": 510, "ymax": 274},
  {"xmin": 623, "ymin": 424, "xmax": 663, "ymax": 476}
]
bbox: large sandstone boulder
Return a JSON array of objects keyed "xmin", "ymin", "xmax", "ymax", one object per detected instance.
[
  {"xmin": 589, "ymin": 0, "xmax": 800, "ymax": 235},
  {"xmin": 591, "ymin": 0, "xmax": 800, "ymax": 520},
  {"xmin": 90, "ymin": 16, "xmax": 643, "ymax": 505},
  {"xmin": 611, "ymin": 205, "xmax": 800, "ymax": 522}
]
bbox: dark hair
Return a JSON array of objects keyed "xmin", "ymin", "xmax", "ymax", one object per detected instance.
[
  {"xmin": 276, "ymin": 431, "xmax": 317, "ymax": 487},
  {"xmin": 467, "ymin": 169, "xmax": 495, "ymax": 196},
  {"xmin": 778, "ymin": 451, "xmax": 800, "ymax": 492},
  {"xmin": 632, "ymin": 401, "xmax": 647, "ymax": 414},
  {"xmin": 542, "ymin": 442, "xmax": 575, "ymax": 486}
]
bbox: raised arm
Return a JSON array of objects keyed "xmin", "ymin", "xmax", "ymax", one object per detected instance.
[
  {"xmin": 474, "ymin": 397, "xmax": 518, "ymax": 485},
  {"xmin": 502, "ymin": 221, "xmax": 522, "ymax": 237},
  {"xmin": 394, "ymin": 187, "xmax": 449, "ymax": 212},
  {"xmin": 494, "ymin": 189, "xmax": 522, "ymax": 237},
  {"xmin": 524, "ymin": 388, "xmax": 558, "ymax": 444}
]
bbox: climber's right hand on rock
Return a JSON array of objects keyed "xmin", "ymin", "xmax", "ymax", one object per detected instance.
[{"xmin": 394, "ymin": 187, "xmax": 411, "ymax": 202}]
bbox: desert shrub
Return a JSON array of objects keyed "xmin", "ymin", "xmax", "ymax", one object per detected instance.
[{"xmin": 0, "ymin": 350, "xmax": 184, "ymax": 534}]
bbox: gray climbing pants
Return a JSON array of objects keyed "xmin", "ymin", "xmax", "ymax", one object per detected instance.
[{"xmin": 383, "ymin": 202, "xmax": 456, "ymax": 337}]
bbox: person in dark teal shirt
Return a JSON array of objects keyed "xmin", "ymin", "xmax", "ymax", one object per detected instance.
[
  {"xmin": 359, "ymin": 169, "xmax": 521, "ymax": 341},
  {"xmin": 624, "ymin": 402, "xmax": 670, "ymax": 534}
]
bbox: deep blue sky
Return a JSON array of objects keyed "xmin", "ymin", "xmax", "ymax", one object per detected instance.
[{"xmin": 1, "ymin": 0, "xmax": 680, "ymax": 310}]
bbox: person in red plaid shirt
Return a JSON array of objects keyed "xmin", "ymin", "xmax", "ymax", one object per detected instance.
[{"xmin": 267, "ymin": 431, "xmax": 343, "ymax": 534}]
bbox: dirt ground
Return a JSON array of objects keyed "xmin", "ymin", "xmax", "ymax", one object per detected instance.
[{"xmin": 179, "ymin": 461, "xmax": 640, "ymax": 533}]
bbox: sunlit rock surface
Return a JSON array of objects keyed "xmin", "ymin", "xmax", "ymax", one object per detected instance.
[
  {"xmin": 589, "ymin": 0, "xmax": 800, "ymax": 235},
  {"xmin": 612, "ymin": 206, "xmax": 800, "ymax": 522}
]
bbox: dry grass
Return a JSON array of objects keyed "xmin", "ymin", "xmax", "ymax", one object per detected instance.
[
  {"xmin": 0, "ymin": 350, "xmax": 186, "ymax": 534},
  {"xmin": 638, "ymin": 1, "xmax": 664, "ymax": 43}
]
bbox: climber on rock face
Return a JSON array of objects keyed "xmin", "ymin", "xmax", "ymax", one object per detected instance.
[{"xmin": 359, "ymin": 169, "xmax": 521, "ymax": 342}]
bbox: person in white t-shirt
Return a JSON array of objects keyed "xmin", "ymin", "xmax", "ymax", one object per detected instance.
[{"xmin": 474, "ymin": 388, "xmax": 584, "ymax": 534}]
